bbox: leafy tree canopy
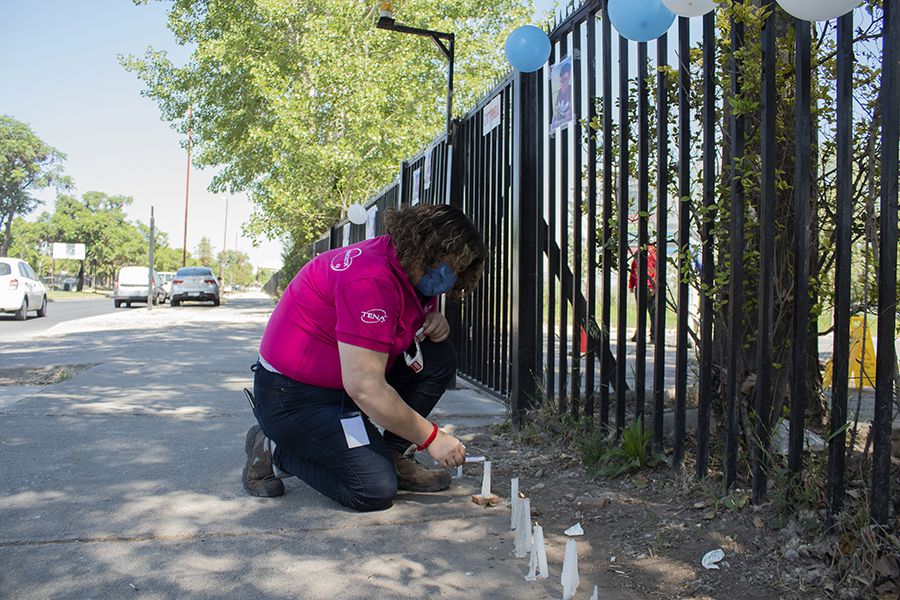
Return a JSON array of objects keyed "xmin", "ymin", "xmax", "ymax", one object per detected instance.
[
  {"xmin": 121, "ymin": 0, "xmax": 531, "ymax": 256},
  {"xmin": 0, "ymin": 115, "xmax": 71, "ymax": 255}
]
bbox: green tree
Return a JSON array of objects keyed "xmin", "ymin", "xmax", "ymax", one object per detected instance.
[
  {"xmin": 0, "ymin": 115, "xmax": 71, "ymax": 255},
  {"xmin": 196, "ymin": 236, "xmax": 214, "ymax": 265},
  {"xmin": 217, "ymin": 248, "xmax": 254, "ymax": 287},
  {"xmin": 46, "ymin": 192, "xmax": 146, "ymax": 286},
  {"xmin": 121, "ymin": 0, "xmax": 530, "ymax": 260},
  {"xmin": 7, "ymin": 216, "xmax": 52, "ymax": 275}
]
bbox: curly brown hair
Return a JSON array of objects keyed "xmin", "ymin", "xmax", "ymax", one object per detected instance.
[{"xmin": 385, "ymin": 204, "xmax": 486, "ymax": 300}]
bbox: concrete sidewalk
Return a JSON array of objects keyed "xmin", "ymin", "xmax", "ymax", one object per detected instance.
[{"xmin": 0, "ymin": 295, "xmax": 634, "ymax": 599}]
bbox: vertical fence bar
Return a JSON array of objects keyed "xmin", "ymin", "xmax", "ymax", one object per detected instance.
[
  {"xmin": 586, "ymin": 12, "xmax": 599, "ymax": 421},
  {"xmin": 463, "ymin": 120, "xmax": 474, "ymax": 377},
  {"xmin": 697, "ymin": 12, "xmax": 715, "ymax": 479},
  {"xmin": 572, "ymin": 25, "xmax": 584, "ymax": 416},
  {"xmin": 636, "ymin": 41, "xmax": 649, "ymax": 426},
  {"xmin": 725, "ymin": 11, "xmax": 745, "ymax": 490},
  {"xmin": 653, "ymin": 32, "xmax": 669, "ymax": 454},
  {"xmin": 872, "ymin": 0, "xmax": 898, "ymax": 526},
  {"xmin": 474, "ymin": 113, "xmax": 485, "ymax": 386},
  {"xmin": 600, "ymin": 2, "xmax": 613, "ymax": 432},
  {"xmin": 788, "ymin": 18, "xmax": 811, "ymax": 481},
  {"xmin": 501, "ymin": 85, "xmax": 512, "ymax": 396},
  {"xmin": 616, "ymin": 32, "xmax": 630, "ymax": 436},
  {"xmin": 753, "ymin": 0, "xmax": 777, "ymax": 505},
  {"xmin": 510, "ymin": 69, "xmax": 541, "ymax": 424},
  {"xmin": 547, "ymin": 50, "xmax": 558, "ymax": 408},
  {"xmin": 489, "ymin": 99, "xmax": 500, "ymax": 391},
  {"xmin": 673, "ymin": 16, "xmax": 690, "ymax": 468},
  {"xmin": 826, "ymin": 10, "xmax": 853, "ymax": 522},
  {"xmin": 559, "ymin": 33, "xmax": 571, "ymax": 412}
]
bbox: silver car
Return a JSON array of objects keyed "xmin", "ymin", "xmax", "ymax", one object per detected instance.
[{"xmin": 170, "ymin": 266, "xmax": 220, "ymax": 307}]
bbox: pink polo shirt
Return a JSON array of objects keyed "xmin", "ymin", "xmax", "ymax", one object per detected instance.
[{"xmin": 259, "ymin": 235, "xmax": 436, "ymax": 389}]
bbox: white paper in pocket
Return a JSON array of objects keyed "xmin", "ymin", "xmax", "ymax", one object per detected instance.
[{"xmin": 340, "ymin": 413, "xmax": 371, "ymax": 449}]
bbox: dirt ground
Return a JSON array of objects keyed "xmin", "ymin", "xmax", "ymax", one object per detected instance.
[
  {"xmin": 0, "ymin": 364, "xmax": 96, "ymax": 386},
  {"xmin": 459, "ymin": 424, "xmax": 900, "ymax": 600}
]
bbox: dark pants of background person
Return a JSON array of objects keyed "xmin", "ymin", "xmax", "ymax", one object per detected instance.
[
  {"xmin": 251, "ymin": 339, "xmax": 458, "ymax": 512},
  {"xmin": 633, "ymin": 288, "xmax": 657, "ymax": 342}
]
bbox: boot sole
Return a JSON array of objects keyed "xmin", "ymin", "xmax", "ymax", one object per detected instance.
[{"xmin": 242, "ymin": 425, "xmax": 285, "ymax": 498}]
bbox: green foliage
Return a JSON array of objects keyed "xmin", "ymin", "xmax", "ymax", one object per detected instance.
[
  {"xmin": 0, "ymin": 115, "xmax": 71, "ymax": 255},
  {"xmin": 595, "ymin": 418, "xmax": 666, "ymax": 478},
  {"xmin": 195, "ymin": 236, "xmax": 214, "ymax": 266},
  {"xmin": 122, "ymin": 0, "xmax": 531, "ymax": 262}
]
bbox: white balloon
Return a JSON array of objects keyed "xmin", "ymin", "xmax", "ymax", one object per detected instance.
[
  {"xmin": 661, "ymin": 0, "xmax": 716, "ymax": 17},
  {"xmin": 347, "ymin": 204, "xmax": 367, "ymax": 225},
  {"xmin": 776, "ymin": 0, "xmax": 860, "ymax": 21}
]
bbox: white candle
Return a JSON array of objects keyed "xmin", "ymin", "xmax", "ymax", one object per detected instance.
[
  {"xmin": 510, "ymin": 477, "xmax": 519, "ymax": 530},
  {"xmin": 480, "ymin": 460, "xmax": 492, "ymax": 497}
]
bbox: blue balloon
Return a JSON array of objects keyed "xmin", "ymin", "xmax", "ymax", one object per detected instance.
[
  {"xmin": 505, "ymin": 25, "xmax": 551, "ymax": 73},
  {"xmin": 608, "ymin": 0, "xmax": 676, "ymax": 42}
]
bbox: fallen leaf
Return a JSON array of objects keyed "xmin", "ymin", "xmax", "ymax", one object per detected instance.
[{"xmin": 753, "ymin": 517, "xmax": 765, "ymax": 529}]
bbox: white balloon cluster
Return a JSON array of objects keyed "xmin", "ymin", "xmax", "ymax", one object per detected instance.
[
  {"xmin": 661, "ymin": 0, "xmax": 716, "ymax": 17},
  {"xmin": 775, "ymin": 0, "xmax": 861, "ymax": 21},
  {"xmin": 661, "ymin": 0, "xmax": 860, "ymax": 20}
]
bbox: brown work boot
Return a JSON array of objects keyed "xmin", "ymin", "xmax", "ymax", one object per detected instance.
[
  {"xmin": 388, "ymin": 448, "xmax": 452, "ymax": 492},
  {"xmin": 242, "ymin": 425, "xmax": 285, "ymax": 498}
]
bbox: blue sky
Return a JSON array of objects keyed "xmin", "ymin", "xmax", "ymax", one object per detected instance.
[
  {"xmin": 1, "ymin": 0, "xmax": 284, "ymax": 268},
  {"xmin": 0, "ymin": 0, "xmax": 572, "ymax": 271}
]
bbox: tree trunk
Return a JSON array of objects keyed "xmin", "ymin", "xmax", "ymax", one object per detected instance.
[{"xmin": 0, "ymin": 211, "xmax": 13, "ymax": 256}]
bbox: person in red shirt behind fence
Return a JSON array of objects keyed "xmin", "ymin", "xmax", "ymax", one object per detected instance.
[
  {"xmin": 242, "ymin": 204, "xmax": 486, "ymax": 511},
  {"xmin": 628, "ymin": 244, "xmax": 658, "ymax": 344}
]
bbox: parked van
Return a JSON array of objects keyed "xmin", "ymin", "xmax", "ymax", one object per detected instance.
[{"xmin": 114, "ymin": 266, "xmax": 165, "ymax": 307}]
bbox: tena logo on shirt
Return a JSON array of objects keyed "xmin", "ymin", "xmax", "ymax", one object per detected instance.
[
  {"xmin": 360, "ymin": 308, "xmax": 388, "ymax": 324},
  {"xmin": 331, "ymin": 247, "xmax": 363, "ymax": 272}
]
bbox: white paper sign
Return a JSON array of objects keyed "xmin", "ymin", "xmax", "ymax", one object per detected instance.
[
  {"xmin": 366, "ymin": 205, "xmax": 378, "ymax": 239},
  {"xmin": 411, "ymin": 168, "xmax": 421, "ymax": 205},
  {"xmin": 483, "ymin": 95, "xmax": 502, "ymax": 135},
  {"xmin": 423, "ymin": 147, "xmax": 433, "ymax": 190},
  {"xmin": 342, "ymin": 223, "xmax": 351, "ymax": 247}
]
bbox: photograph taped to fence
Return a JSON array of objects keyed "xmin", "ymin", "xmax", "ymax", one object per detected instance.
[{"xmin": 549, "ymin": 55, "xmax": 573, "ymax": 134}]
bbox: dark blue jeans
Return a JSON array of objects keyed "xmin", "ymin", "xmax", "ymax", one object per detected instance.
[{"xmin": 252, "ymin": 339, "xmax": 458, "ymax": 512}]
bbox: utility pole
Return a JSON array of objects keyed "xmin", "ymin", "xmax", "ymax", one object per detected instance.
[
  {"xmin": 182, "ymin": 106, "xmax": 192, "ymax": 267},
  {"xmin": 220, "ymin": 197, "xmax": 228, "ymax": 289},
  {"xmin": 148, "ymin": 206, "xmax": 155, "ymax": 311}
]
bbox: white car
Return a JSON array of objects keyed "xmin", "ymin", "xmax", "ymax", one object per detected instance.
[
  {"xmin": 0, "ymin": 257, "xmax": 48, "ymax": 320},
  {"xmin": 114, "ymin": 266, "xmax": 166, "ymax": 307}
]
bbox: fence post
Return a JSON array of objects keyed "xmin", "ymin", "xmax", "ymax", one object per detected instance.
[
  {"xmin": 444, "ymin": 123, "xmax": 465, "ymax": 389},
  {"xmin": 872, "ymin": 0, "xmax": 898, "ymax": 526},
  {"xmin": 509, "ymin": 69, "xmax": 541, "ymax": 425}
]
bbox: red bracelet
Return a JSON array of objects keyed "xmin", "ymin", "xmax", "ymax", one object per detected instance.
[{"xmin": 417, "ymin": 422, "xmax": 439, "ymax": 451}]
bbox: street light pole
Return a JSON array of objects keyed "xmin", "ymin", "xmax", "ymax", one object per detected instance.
[
  {"xmin": 376, "ymin": 12, "xmax": 455, "ymax": 137},
  {"xmin": 182, "ymin": 106, "xmax": 193, "ymax": 267},
  {"xmin": 220, "ymin": 197, "xmax": 228, "ymax": 287}
]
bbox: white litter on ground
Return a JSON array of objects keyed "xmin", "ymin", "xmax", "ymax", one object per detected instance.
[
  {"xmin": 702, "ymin": 548, "xmax": 726, "ymax": 570},
  {"xmin": 590, "ymin": 585, "xmax": 599, "ymax": 600},
  {"xmin": 564, "ymin": 523, "xmax": 584, "ymax": 536}
]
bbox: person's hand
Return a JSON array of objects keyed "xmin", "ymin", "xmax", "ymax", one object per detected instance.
[
  {"xmin": 422, "ymin": 311, "xmax": 450, "ymax": 343},
  {"xmin": 426, "ymin": 429, "xmax": 465, "ymax": 468}
]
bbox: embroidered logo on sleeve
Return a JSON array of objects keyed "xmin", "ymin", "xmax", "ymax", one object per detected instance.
[
  {"xmin": 331, "ymin": 248, "xmax": 363, "ymax": 272},
  {"xmin": 360, "ymin": 308, "xmax": 388, "ymax": 324}
]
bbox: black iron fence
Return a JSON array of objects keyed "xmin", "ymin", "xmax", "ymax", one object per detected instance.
[{"xmin": 309, "ymin": 0, "xmax": 898, "ymax": 525}]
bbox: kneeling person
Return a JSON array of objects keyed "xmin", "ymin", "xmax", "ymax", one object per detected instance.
[{"xmin": 243, "ymin": 204, "xmax": 486, "ymax": 511}]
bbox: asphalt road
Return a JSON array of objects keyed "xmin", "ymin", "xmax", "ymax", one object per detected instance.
[{"xmin": 0, "ymin": 296, "xmax": 132, "ymax": 340}]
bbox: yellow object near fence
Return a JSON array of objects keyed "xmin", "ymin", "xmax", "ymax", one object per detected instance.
[{"xmin": 823, "ymin": 315, "xmax": 877, "ymax": 389}]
